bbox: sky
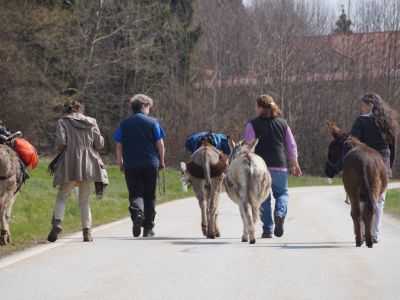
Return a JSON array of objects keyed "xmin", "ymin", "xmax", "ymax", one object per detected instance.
[
  {"xmin": 242, "ymin": 0, "xmax": 359, "ymax": 28},
  {"xmin": 243, "ymin": 0, "xmax": 357, "ymax": 12}
]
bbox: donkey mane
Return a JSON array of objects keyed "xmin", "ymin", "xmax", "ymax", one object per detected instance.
[{"xmin": 345, "ymin": 136, "xmax": 367, "ymax": 150}]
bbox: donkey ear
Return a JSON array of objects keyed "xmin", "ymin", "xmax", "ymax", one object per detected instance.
[
  {"xmin": 249, "ymin": 138, "xmax": 259, "ymax": 152},
  {"xmin": 227, "ymin": 136, "xmax": 236, "ymax": 152},
  {"xmin": 326, "ymin": 121, "xmax": 342, "ymax": 139}
]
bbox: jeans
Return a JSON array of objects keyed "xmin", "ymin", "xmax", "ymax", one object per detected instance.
[
  {"xmin": 125, "ymin": 167, "xmax": 158, "ymax": 229},
  {"xmin": 260, "ymin": 170, "xmax": 289, "ymax": 234}
]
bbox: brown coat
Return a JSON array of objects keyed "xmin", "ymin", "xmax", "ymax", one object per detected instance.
[{"xmin": 53, "ymin": 113, "xmax": 108, "ymax": 187}]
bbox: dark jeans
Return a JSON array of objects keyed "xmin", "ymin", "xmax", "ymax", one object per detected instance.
[{"xmin": 124, "ymin": 167, "xmax": 158, "ymax": 229}]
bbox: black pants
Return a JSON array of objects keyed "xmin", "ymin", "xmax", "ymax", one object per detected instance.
[{"xmin": 125, "ymin": 167, "xmax": 158, "ymax": 229}]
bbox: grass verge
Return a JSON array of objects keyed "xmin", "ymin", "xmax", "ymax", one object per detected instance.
[{"xmin": 385, "ymin": 189, "xmax": 400, "ymax": 219}]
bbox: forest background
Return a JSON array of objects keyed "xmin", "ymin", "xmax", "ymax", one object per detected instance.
[{"xmin": 1, "ymin": 0, "xmax": 400, "ymax": 176}]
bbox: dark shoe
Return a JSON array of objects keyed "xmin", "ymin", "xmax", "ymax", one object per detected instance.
[
  {"xmin": 47, "ymin": 219, "xmax": 62, "ymax": 242},
  {"xmin": 143, "ymin": 228, "xmax": 155, "ymax": 237},
  {"xmin": 274, "ymin": 215, "xmax": 285, "ymax": 237},
  {"xmin": 261, "ymin": 232, "xmax": 273, "ymax": 238},
  {"xmin": 83, "ymin": 228, "xmax": 93, "ymax": 242},
  {"xmin": 132, "ymin": 214, "xmax": 144, "ymax": 237}
]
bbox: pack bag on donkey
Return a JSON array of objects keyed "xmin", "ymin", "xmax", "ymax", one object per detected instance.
[{"xmin": 185, "ymin": 132, "xmax": 229, "ymax": 179}]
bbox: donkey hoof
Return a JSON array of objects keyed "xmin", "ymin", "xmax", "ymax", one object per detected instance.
[
  {"xmin": 366, "ymin": 242, "xmax": 373, "ymax": 248},
  {"xmin": 356, "ymin": 241, "xmax": 363, "ymax": 247},
  {"xmin": 215, "ymin": 232, "xmax": 220, "ymax": 238},
  {"xmin": 241, "ymin": 237, "xmax": 248, "ymax": 243},
  {"xmin": 207, "ymin": 234, "xmax": 215, "ymax": 239},
  {"xmin": 249, "ymin": 238, "xmax": 256, "ymax": 244},
  {"xmin": 0, "ymin": 235, "xmax": 8, "ymax": 246},
  {"xmin": 202, "ymin": 227, "xmax": 208, "ymax": 237}
]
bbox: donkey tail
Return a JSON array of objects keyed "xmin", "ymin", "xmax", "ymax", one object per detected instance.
[
  {"xmin": 361, "ymin": 163, "xmax": 376, "ymax": 216},
  {"xmin": 203, "ymin": 151, "xmax": 212, "ymax": 190},
  {"xmin": 247, "ymin": 164, "xmax": 260, "ymax": 223}
]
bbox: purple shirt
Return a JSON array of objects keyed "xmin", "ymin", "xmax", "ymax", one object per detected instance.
[{"xmin": 244, "ymin": 122, "xmax": 298, "ymax": 172}]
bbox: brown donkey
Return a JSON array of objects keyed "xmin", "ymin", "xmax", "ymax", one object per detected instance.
[{"xmin": 325, "ymin": 122, "xmax": 388, "ymax": 248}]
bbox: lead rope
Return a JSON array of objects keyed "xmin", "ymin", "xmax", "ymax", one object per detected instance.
[
  {"xmin": 158, "ymin": 166, "xmax": 189, "ymax": 196},
  {"xmin": 158, "ymin": 170, "xmax": 166, "ymax": 196}
]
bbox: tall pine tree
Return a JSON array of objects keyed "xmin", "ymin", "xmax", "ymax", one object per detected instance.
[{"xmin": 333, "ymin": 7, "xmax": 353, "ymax": 34}]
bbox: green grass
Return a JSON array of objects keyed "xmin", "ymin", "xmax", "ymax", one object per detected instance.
[
  {"xmin": 288, "ymin": 175, "xmax": 342, "ymax": 187},
  {"xmin": 385, "ymin": 189, "xmax": 400, "ymax": 218}
]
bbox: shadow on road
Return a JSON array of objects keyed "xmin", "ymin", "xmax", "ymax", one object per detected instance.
[{"xmin": 252, "ymin": 241, "xmax": 355, "ymax": 249}]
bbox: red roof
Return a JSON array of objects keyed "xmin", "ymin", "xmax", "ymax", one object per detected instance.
[{"xmin": 194, "ymin": 31, "xmax": 400, "ymax": 89}]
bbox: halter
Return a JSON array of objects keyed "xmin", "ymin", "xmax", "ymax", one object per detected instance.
[
  {"xmin": 325, "ymin": 148, "xmax": 344, "ymax": 178},
  {"xmin": 325, "ymin": 158, "xmax": 342, "ymax": 176}
]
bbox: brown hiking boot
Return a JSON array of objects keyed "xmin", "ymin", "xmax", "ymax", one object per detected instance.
[
  {"xmin": 83, "ymin": 228, "xmax": 93, "ymax": 242},
  {"xmin": 274, "ymin": 215, "xmax": 285, "ymax": 237},
  {"xmin": 47, "ymin": 219, "xmax": 62, "ymax": 242}
]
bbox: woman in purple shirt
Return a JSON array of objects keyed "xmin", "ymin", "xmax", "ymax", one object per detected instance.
[{"xmin": 245, "ymin": 94, "xmax": 302, "ymax": 238}]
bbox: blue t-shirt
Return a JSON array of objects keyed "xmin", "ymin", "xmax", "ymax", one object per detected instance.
[
  {"xmin": 113, "ymin": 113, "xmax": 165, "ymax": 169},
  {"xmin": 113, "ymin": 122, "xmax": 165, "ymax": 143}
]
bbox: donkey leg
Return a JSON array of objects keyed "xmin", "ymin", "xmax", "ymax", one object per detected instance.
[
  {"xmin": 193, "ymin": 178, "xmax": 208, "ymax": 237},
  {"xmin": 242, "ymin": 202, "xmax": 256, "ymax": 244},
  {"xmin": 207, "ymin": 199, "xmax": 217, "ymax": 239},
  {"xmin": 206, "ymin": 180, "xmax": 222, "ymax": 239},
  {"xmin": 215, "ymin": 176, "xmax": 225, "ymax": 238},
  {"xmin": 351, "ymin": 208, "xmax": 363, "ymax": 247},
  {"xmin": 197, "ymin": 196, "xmax": 208, "ymax": 237},
  {"xmin": 213, "ymin": 183, "xmax": 222, "ymax": 238},
  {"xmin": 0, "ymin": 207, "xmax": 9, "ymax": 246},
  {"xmin": 0, "ymin": 192, "xmax": 15, "ymax": 245},
  {"xmin": 363, "ymin": 208, "xmax": 374, "ymax": 248},
  {"xmin": 215, "ymin": 210, "xmax": 220, "ymax": 238},
  {"xmin": 3, "ymin": 194, "xmax": 17, "ymax": 244},
  {"xmin": 238, "ymin": 204, "xmax": 249, "ymax": 242}
]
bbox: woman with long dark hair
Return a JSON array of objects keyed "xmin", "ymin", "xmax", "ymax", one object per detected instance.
[{"xmin": 350, "ymin": 92, "xmax": 398, "ymax": 243}]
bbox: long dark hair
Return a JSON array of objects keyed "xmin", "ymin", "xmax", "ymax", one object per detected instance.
[{"xmin": 361, "ymin": 93, "xmax": 398, "ymax": 143}]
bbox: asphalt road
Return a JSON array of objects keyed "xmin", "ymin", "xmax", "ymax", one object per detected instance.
[{"xmin": 1, "ymin": 184, "xmax": 400, "ymax": 300}]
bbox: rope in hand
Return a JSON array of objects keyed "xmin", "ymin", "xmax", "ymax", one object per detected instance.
[{"xmin": 158, "ymin": 169, "xmax": 166, "ymax": 196}]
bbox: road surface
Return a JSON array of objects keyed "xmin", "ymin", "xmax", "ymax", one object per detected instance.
[{"xmin": 1, "ymin": 184, "xmax": 400, "ymax": 300}]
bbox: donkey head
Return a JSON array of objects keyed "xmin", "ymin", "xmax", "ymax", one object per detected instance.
[
  {"xmin": 325, "ymin": 121, "xmax": 349, "ymax": 178},
  {"xmin": 227, "ymin": 138, "xmax": 259, "ymax": 162}
]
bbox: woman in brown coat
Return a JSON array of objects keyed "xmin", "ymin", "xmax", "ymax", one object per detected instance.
[{"xmin": 47, "ymin": 100, "xmax": 108, "ymax": 242}]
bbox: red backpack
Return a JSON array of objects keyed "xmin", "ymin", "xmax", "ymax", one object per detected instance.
[{"xmin": 14, "ymin": 138, "xmax": 38, "ymax": 171}]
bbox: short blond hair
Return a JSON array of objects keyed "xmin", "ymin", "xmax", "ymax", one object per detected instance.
[{"xmin": 130, "ymin": 94, "xmax": 154, "ymax": 112}]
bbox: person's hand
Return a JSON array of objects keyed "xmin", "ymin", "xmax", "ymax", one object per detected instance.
[
  {"xmin": 291, "ymin": 165, "xmax": 302, "ymax": 177},
  {"xmin": 290, "ymin": 160, "xmax": 302, "ymax": 177},
  {"xmin": 159, "ymin": 162, "xmax": 165, "ymax": 171},
  {"xmin": 118, "ymin": 161, "xmax": 125, "ymax": 172}
]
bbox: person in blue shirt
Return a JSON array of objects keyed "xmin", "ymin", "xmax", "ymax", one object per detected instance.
[{"xmin": 114, "ymin": 94, "xmax": 165, "ymax": 238}]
